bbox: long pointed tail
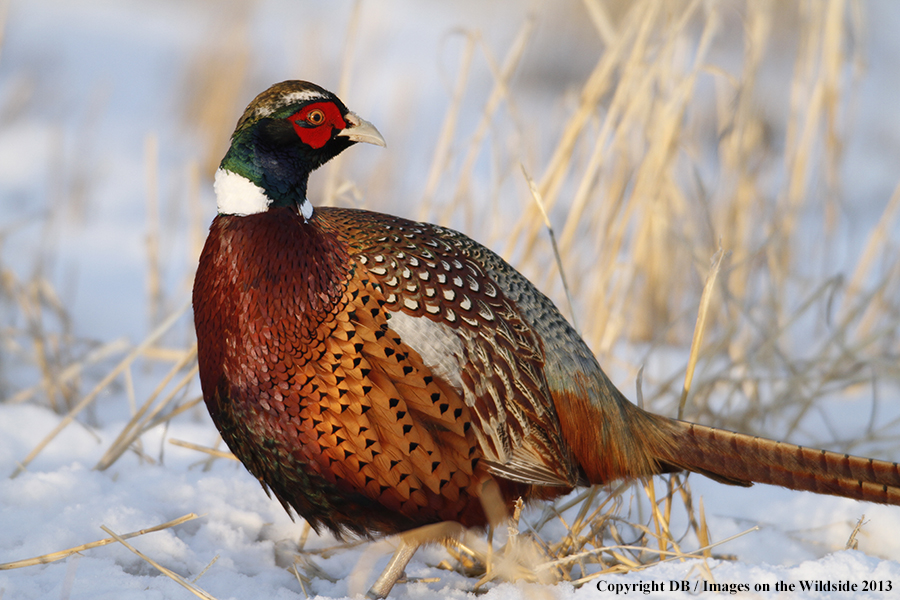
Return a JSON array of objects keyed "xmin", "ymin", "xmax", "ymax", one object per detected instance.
[{"xmin": 638, "ymin": 411, "xmax": 900, "ymax": 505}]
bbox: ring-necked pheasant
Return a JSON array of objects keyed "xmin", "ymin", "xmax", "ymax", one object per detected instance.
[{"xmin": 193, "ymin": 81, "xmax": 900, "ymax": 598}]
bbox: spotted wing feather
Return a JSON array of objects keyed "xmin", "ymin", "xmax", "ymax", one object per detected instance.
[{"xmin": 319, "ymin": 207, "xmax": 585, "ymax": 488}]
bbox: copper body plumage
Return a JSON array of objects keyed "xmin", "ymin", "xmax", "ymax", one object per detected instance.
[{"xmin": 193, "ymin": 81, "xmax": 900, "ymax": 597}]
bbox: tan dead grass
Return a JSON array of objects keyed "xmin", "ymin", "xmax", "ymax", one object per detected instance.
[{"xmin": 0, "ymin": 513, "xmax": 200, "ymax": 571}]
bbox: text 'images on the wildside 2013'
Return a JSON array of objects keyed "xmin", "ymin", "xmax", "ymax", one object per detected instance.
[{"xmin": 595, "ymin": 579, "xmax": 893, "ymax": 594}]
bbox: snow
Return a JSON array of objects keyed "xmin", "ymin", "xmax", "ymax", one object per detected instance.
[{"xmin": 2, "ymin": 0, "xmax": 900, "ymax": 598}]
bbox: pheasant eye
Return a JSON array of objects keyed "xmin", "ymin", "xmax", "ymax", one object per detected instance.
[{"xmin": 306, "ymin": 109, "xmax": 325, "ymax": 125}]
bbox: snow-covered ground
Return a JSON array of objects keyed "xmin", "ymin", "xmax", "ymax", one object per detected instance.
[{"xmin": 3, "ymin": 1, "xmax": 900, "ymax": 598}]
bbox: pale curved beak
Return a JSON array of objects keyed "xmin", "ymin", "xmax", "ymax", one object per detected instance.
[{"xmin": 337, "ymin": 112, "xmax": 387, "ymax": 147}]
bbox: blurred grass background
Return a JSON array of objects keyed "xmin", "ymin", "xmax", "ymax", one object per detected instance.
[{"xmin": 3, "ymin": 0, "xmax": 900, "ymax": 590}]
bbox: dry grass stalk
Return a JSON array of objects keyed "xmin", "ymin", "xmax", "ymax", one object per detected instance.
[
  {"xmin": 679, "ymin": 247, "xmax": 724, "ymax": 418},
  {"xmin": 179, "ymin": 7, "xmax": 251, "ymax": 178},
  {"xmin": 290, "ymin": 562, "xmax": 310, "ymax": 597},
  {"xmin": 10, "ymin": 300, "xmax": 190, "ymax": 478},
  {"xmin": 522, "ymin": 165, "xmax": 579, "ymax": 329},
  {"xmin": 7, "ymin": 337, "xmax": 129, "ymax": 405},
  {"xmin": 22, "ymin": 283, "xmax": 69, "ymax": 412},
  {"xmin": 4, "ymin": 271, "xmax": 78, "ymax": 412},
  {"xmin": 322, "ymin": 0, "xmax": 365, "ymax": 206},
  {"xmin": 101, "ymin": 524, "xmax": 218, "ymax": 600},
  {"xmin": 438, "ymin": 16, "xmax": 534, "ymax": 230},
  {"xmin": 419, "ymin": 33, "xmax": 478, "ymax": 218},
  {"xmin": 581, "ymin": 0, "xmax": 618, "ymax": 45},
  {"xmin": 0, "ymin": 513, "xmax": 199, "ymax": 570},
  {"xmin": 0, "ymin": 0, "xmax": 9, "ymax": 63},
  {"xmin": 145, "ymin": 132, "xmax": 162, "ymax": 326},
  {"xmin": 94, "ymin": 345, "xmax": 198, "ymax": 471},
  {"xmin": 193, "ymin": 554, "xmax": 220, "ymax": 583},
  {"xmin": 168, "ymin": 438, "xmax": 238, "ymax": 461},
  {"xmin": 842, "ymin": 181, "xmax": 900, "ymax": 330},
  {"xmin": 844, "ymin": 514, "xmax": 866, "ymax": 551},
  {"xmin": 697, "ymin": 497, "xmax": 712, "ymax": 559},
  {"xmin": 186, "ymin": 160, "xmax": 206, "ymax": 268}
]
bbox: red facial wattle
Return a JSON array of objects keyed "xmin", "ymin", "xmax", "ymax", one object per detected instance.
[{"xmin": 289, "ymin": 101, "xmax": 347, "ymax": 149}]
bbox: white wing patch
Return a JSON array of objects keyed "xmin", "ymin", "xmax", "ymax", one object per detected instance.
[
  {"xmin": 214, "ymin": 168, "xmax": 271, "ymax": 216},
  {"xmin": 386, "ymin": 310, "xmax": 465, "ymax": 393}
]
